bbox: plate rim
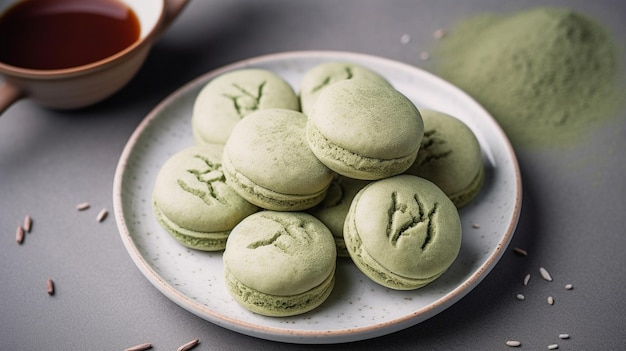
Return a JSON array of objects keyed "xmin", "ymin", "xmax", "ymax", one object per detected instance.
[{"xmin": 112, "ymin": 50, "xmax": 522, "ymax": 343}]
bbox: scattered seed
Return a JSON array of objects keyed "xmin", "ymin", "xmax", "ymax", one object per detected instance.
[
  {"xmin": 513, "ymin": 247, "xmax": 528, "ymax": 256},
  {"xmin": 559, "ymin": 334, "xmax": 570, "ymax": 339},
  {"xmin": 76, "ymin": 202, "xmax": 90, "ymax": 211},
  {"xmin": 124, "ymin": 342, "xmax": 152, "ymax": 351},
  {"xmin": 539, "ymin": 267, "xmax": 553, "ymax": 281},
  {"xmin": 23, "ymin": 215, "xmax": 32, "ymax": 232},
  {"xmin": 434, "ymin": 28, "xmax": 447, "ymax": 39},
  {"xmin": 547, "ymin": 296, "xmax": 554, "ymax": 305},
  {"xmin": 16, "ymin": 225, "xmax": 25, "ymax": 244},
  {"xmin": 177, "ymin": 338, "xmax": 199, "ymax": 351},
  {"xmin": 419, "ymin": 51, "xmax": 430, "ymax": 61},
  {"xmin": 516, "ymin": 294, "xmax": 525, "ymax": 301},
  {"xmin": 46, "ymin": 279, "xmax": 55, "ymax": 295},
  {"xmin": 506, "ymin": 340, "xmax": 521, "ymax": 347},
  {"xmin": 472, "ymin": 223, "xmax": 480, "ymax": 229},
  {"xmin": 548, "ymin": 344, "xmax": 559, "ymax": 350},
  {"xmin": 564, "ymin": 284, "xmax": 573, "ymax": 290},
  {"xmin": 96, "ymin": 208, "xmax": 108, "ymax": 222},
  {"xmin": 524, "ymin": 273, "xmax": 531, "ymax": 286},
  {"xmin": 400, "ymin": 33, "xmax": 411, "ymax": 44}
]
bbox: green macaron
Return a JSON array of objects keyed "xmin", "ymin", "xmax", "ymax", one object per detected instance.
[
  {"xmin": 404, "ymin": 109, "xmax": 484, "ymax": 207},
  {"xmin": 299, "ymin": 61, "xmax": 390, "ymax": 116},
  {"xmin": 343, "ymin": 175, "xmax": 462, "ymax": 290},
  {"xmin": 306, "ymin": 79, "xmax": 424, "ymax": 180},
  {"xmin": 222, "ymin": 108, "xmax": 335, "ymax": 211},
  {"xmin": 223, "ymin": 211, "xmax": 337, "ymax": 317},
  {"xmin": 192, "ymin": 68, "xmax": 299, "ymax": 145},
  {"xmin": 307, "ymin": 176, "xmax": 370, "ymax": 257},
  {"xmin": 152, "ymin": 144, "xmax": 259, "ymax": 251}
]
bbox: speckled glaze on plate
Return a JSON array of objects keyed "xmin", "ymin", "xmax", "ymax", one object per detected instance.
[{"xmin": 113, "ymin": 51, "xmax": 521, "ymax": 344}]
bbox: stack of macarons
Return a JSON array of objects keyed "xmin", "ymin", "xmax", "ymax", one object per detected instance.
[{"xmin": 151, "ymin": 61, "xmax": 485, "ymax": 316}]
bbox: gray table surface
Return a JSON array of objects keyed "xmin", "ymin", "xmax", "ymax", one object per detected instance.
[{"xmin": 2, "ymin": 0, "xmax": 625, "ymax": 350}]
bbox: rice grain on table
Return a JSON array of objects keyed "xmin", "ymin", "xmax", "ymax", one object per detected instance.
[
  {"xmin": 506, "ymin": 340, "xmax": 521, "ymax": 347},
  {"xmin": 548, "ymin": 344, "xmax": 559, "ymax": 350},
  {"xmin": 23, "ymin": 215, "xmax": 32, "ymax": 232},
  {"xmin": 564, "ymin": 284, "xmax": 573, "ymax": 290},
  {"xmin": 547, "ymin": 296, "xmax": 554, "ymax": 305},
  {"xmin": 539, "ymin": 267, "xmax": 553, "ymax": 281},
  {"xmin": 16, "ymin": 225, "xmax": 24, "ymax": 244},
  {"xmin": 524, "ymin": 273, "xmax": 531, "ymax": 286},
  {"xmin": 559, "ymin": 334, "xmax": 570, "ymax": 339},
  {"xmin": 513, "ymin": 247, "xmax": 528, "ymax": 256},
  {"xmin": 516, "ymin": 294, "xmax": 525, "ymax": 301},
  {"xmin": 96, "ymin": 209, "xmax": 108, "ymax": 222},
  {"xmin": 124, "ymin": 342, "xmax": 152, "ymax": 351},
  {"xmin": 177, "ymin": 338, "xmax": 199, "ymax": 351},
  {"xmin": 76, "ymin": 202, "xmax": 90, "ymax": 211},
  {"xmin": 46, "ymin": 279, "xmax": 55, "ymax": 295}
]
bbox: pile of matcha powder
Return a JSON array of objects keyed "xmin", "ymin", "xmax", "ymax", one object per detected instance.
[{"xmin": 434, "ymin": 7, "xmax": 624, "ymax": 147}]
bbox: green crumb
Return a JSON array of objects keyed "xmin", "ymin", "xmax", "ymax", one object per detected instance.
[{"xmin": 434, "ymin": 7, "xmax": 625, "ymax": 147}]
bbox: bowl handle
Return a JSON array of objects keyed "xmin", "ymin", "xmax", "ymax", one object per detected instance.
[
  {"xmin": 0, "ymin": 81, "xmax": 24, "ymax": 116},
  {"xmin": 155, "ymin": 0, "xmax": 190, "ymax": 40}
]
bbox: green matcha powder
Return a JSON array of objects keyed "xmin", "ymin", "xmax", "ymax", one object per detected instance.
[{"xmin": 434, "ymin": 7, "xmax": 624, "ymax": 147}]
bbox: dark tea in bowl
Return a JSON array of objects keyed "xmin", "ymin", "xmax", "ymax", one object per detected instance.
[{"xmin": 0, "ymin": 0, "xmax": 188, "ymax": 115}]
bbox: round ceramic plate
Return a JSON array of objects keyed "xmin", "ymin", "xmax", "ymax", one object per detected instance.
[{"xmin": 113, "ymin": 51, "xmax": 521, "ymax": 344}]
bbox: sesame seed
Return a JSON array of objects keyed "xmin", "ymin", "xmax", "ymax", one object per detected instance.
[
  {"xmin": 177, "ymin": 338, "xmax": 200, "ymax": 351},
  {"xmin": 548, "ymin": 344, "xmax": 559, "ymax": 350},
  {"xmin": 564, "ymin": 284, "xmax": 573, "ymax": 290},
  {"xmin": 76, "ymin": 202, "xmax": 90, "ymax": 211},
  {"xmin": 506, "ymin": 340, "xmax": 521, "ymax": 347},
  {"xmin": 524, "ymin": 273, "xmax": 531, "ymax": 286},
  {"xmin": 472, "ymin": 223, "xmax": 480, "ymax": 229},
  {"xmin": 124, "ymin": 343, "xmax": 152, "ymax": 351},
  {"xmin": 513, "ymin": 247, "xmax": 528, "ymax": 256},
  {"xmin": 547, "ymin": 296, "xmax": 554, "ymax": 305},
  {"xmin": 559, "ymin": 334, "xmax": 570, "ymax": 339},
  {"xmin": 400, "ymin": 34, "xmax": 411, "ymax": 44},
  {"xmin": 46, "ymin": 279, "xmax": 55, "ymax": 295},
  {"xmin": 539, "ymin": 267, "xmax": 553, "ymax": 281},
  {"xmin": 16, "ymin": 225, "xmax": 25, "ymax": 244},
  {"xmin": 23, "ymin": 215, "xmax": 32, "ymax": 232},
  {"xmin": 96, "ymin": 209, "xmax": 108, "ymax": 222},
  {"xmin": 516, "ymin": 294, "xmax": 525, "ymax": 301}
]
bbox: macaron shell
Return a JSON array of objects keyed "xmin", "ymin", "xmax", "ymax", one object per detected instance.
[
  {"xmin": 223, "ymin": 109, "xmax": 334, "ymax": 210},
  {"xmin": 345, "ymin": 175, "xmax": 461, "ymax": 289},
  {"xmin": 309, "ymin": 79, "xmax": 423, "ymax": 159},
  {"xmin": 224, "ymin": 267, "xmax": 335, "ymax": 317},
  {"xmin": 223, "ymin": 211, "xmax": 337, "ymax": 296},
  {"xmin": 307, "ymin": 176, "xmax": 370, "ymax": 256},
  {"xmin": 192, "ymin": 68, "xmax": 299, "ymax": 145},
  {"xmin": 152, "ymin": 145, "xmax": 258, "ymax": 232},
  {"xmin": 405, "ymin": 109, "xmax": 484, "ymax": 207},
  {"xmin": 299, "ymin": 61, "xmax": 390, "ymax": 116}
]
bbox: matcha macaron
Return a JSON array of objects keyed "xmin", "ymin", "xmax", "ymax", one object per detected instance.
[
  {"xmin": 405, "ymin": 109, "xmax": 484, "ymax": 207},
  {"xmin": 308, "ymin": 176, "xmax": 370, "ymax": 257},
  {"xmin": 152, "ymin": 144, "xmax": 259, "ymax": 251},
  {"xmin": 223, "ymin": 211, "xmax": 337, "ymax": 316},
  {"xmin": 299, "ymin": 61, "xmax": 389, "ymax": 116},
  {"xmin": 344, "ymin": 175, "xmax": 462, "ymax": 290},
  {"xmin": 222, "ymin": 108, "xmax": 335, "ymax": 211},
  {"xmin": 306, "ymin": 79, "xmax": 424, "ymax": 180},
  {"xmin": 192, "ymin": 68, "xmax": 299, "ymax": 145}
]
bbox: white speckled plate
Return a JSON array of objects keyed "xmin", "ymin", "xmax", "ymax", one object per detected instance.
[{"xmin": 113, "ymin": 51, "xmax": 521, "ymax": 344}]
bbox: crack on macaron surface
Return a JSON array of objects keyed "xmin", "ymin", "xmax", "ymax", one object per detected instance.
[
  {"xmin": 417, "ymin": 129, "xmax": 453, "ymax": 166},
  {"xmin": 246, "ymin": 215, "xmax": 313, "ymax": 251},
  {"xmin": 310, "ymin": 67, "xmax": 353, "ymax": 93},
  {"xmin": 222, "ymin": 81, "xmax": 266, "ymax": 118},
  {"xmin": 177, "ymin": 154, "xmax": 228, "ymax": 206},
  {"xmin": 387, "ymin": 191, "xmax": 438, "ymax": 250}
]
